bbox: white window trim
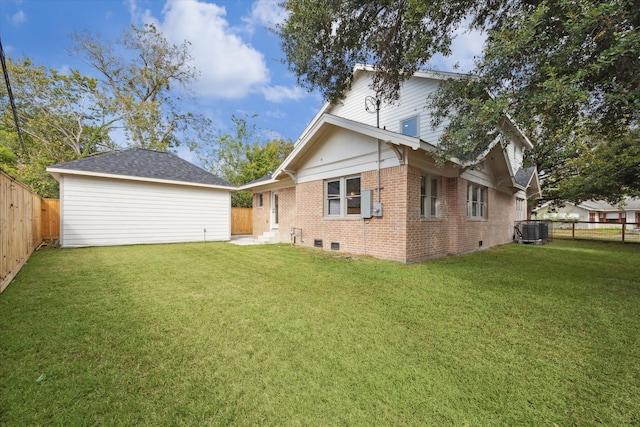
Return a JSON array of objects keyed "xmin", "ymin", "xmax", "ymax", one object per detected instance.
[
  {"xmin": 324, "ymin": 175, "xmax": 361, "ymax": 217},
  {"xmin": 400, "ymin": 115, "xmax": 419, "ymax": 137},
  {"xmin": 467, "ymin": 184, "xmax": 487, "ymax": 219},
  {"xmin": 420, "ymin": 174, "xmax": 440, "ymax": 218}
]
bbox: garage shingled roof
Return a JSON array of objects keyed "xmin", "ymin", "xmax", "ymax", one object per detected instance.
[{"xmin": 48, "ymin": 148, "xmax": 234, "ymax": 188}]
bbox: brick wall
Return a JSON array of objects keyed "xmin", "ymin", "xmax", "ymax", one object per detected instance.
[
  {"xmin": 277, "ymin": 186, "xmax": 296, "ymax": 243},
  {"xmin": 405, "ymin": 166, "xmax": 452, "ymax": 262},
  {"xmin": 253, "ymin": 166, "xmax": 517, "ymax": 262},
  {"xmin": 291, "ymin": 166, "xmax": 410, "ymax": 262},
  {"xmin": 252, "ymin": 187, "xmax": 297, "ymax": 241},
  {"xmin": 447, "ymin": 177, "xmax": 516, "ymax": 255}
]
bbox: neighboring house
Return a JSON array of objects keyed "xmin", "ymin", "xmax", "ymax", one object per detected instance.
[
  {"xmin": 534, "ymin": 198, "xmax": 640, "ymax": 229},
  {"xmin": 47, "ymin": 148, "xmax": 235, "ymax": 247},
  {"xmin": 240, "ymin": 65, "xmax": 541, "ymax": 263}
]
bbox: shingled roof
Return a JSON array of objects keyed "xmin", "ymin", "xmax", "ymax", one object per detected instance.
[
  {"xmin": 514, "ymin": 166, "xmax": 536, "ymax": 188},
  {"xmin": 47, "ymin": 148, "xmax": 234, "ymax": 189}
]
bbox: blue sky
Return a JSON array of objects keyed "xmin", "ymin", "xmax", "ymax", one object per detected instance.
[{"xmin": 0, "ymin": 0, "xmax": 484, "ymax": 162}]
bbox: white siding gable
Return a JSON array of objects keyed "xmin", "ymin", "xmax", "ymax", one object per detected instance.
[
  {"xmin": 295, "ymin": 126, "xmax": 400, "ymax": 183},
  {"xmin": 328, "ymin": 71, "xmax": 448, "ymax": 146},
  {"xmin": 505, "ymin": 142, "xmax": 523, "ymax": 174},
  {"xmin": 60, "ymin": 175, "xmax": 230, "ymax": 247}
]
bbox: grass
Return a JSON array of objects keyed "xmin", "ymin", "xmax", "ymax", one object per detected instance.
[{"xmin": 1, "ymin": 240, "xmax": 639, "ymax": 426}]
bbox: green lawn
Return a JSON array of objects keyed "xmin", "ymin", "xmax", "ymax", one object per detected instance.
[{"xmin": 1, "ymin": 240, "xmax": 639, "ymax": 425}]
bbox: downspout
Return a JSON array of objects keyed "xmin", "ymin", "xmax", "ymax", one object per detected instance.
[{"xmin": 377, "ymin": 139, "xmax": 381, "ymax": 203}]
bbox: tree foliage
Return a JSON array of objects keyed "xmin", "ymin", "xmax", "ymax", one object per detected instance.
[
  {"xmin": 0, "ymin": 58, "xmax": 115, "ymax": 197},
  {"xmin": 554, "ymin": 129, "xmax": 640, "ymax": 202},
  {"xmin": 278, "ymin": 0, "xmax": 640, "ymax": 203},
  {"xmin": 1, "ymin": 24, "xmax": 214, "ymax": 197},
  {"xmin": 193, "ymin": 114, "xmax": 294, "ymax": 207},
  {"xmin": 71, "ymin": 24, "xmax": 213, "ymax": 151}
]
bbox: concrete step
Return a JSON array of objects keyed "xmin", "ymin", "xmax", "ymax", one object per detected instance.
[{"xmin": 257, "ymin": 231, "xmax": 280, "ymax": 244}]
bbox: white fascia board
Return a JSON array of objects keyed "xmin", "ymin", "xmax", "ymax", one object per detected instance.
[
  {"xmin": 499, "ymin": 115, "xmax": 534, "ymax": 150},
  {"xmin": 326, "ymin": 114, "xmax": 422, "ymax": 149},
  {"xmin": 414, "ymin": 68, "xmax": 471, "ymax": 81},
  {"xmin": 353, "ymin": 63, "xmax": 471, "ymax": 82},
  {"xmin": 483, "ymin": 91, "xmax": 533, "ymax": 151},
  {"xmin": 239, "ymin": 177, "xmax": 294, "ymax": 192},
  {"xmin": 512, "ymin": 168, "xmax": 542, "ymax": 197},
  {"xmin": 46, "ymin": 167, "xmax": 237, "ymax": 191},
  {"xmin": 293, "ymin": 101, "xmax": 332, "ymax": 147},
  {"xmin": 459, "ymin": 135, "xmax": 504, "ymax": 169},
  {"xmin": 237, "ymin": 177, "xmax": 278, "ymax": 191},
  {"xmin": 527, "ymin": 170, "xmax": 542, "ymax": 198}
]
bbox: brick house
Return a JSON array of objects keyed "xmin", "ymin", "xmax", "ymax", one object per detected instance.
[{"xmin": 241, "ymin": 66, "xmax": 541, "ymax": 262}]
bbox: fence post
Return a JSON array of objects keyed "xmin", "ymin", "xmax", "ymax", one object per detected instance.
[
  {"xmin": 572, "ymin": 222, "xmax": 575, "ymax": 240},
  {"xmin": 622, "ymin": 222, "xmax": 625, "ymax": 243}
]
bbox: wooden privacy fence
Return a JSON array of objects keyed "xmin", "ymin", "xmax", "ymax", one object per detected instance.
[
  {"xmin": 1, "ymin": 170, "xmax": 43, "ymax": 293},
  {"xmin": 41, "ymin": 199, "xmax": 60, "ymax": 240},
  {"xmin": 231, "ymin": 207, "xmax": 252, "ymax": 235}
]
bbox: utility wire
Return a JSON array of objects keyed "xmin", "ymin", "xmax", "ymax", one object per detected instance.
[{"xmin": 0, "ymin": 37, "xmax": 26, "ymax": 153}]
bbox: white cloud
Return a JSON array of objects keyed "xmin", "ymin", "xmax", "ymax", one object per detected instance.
[
  {"xmin": 262, "ymin": 85, "xmax": 305, "ymax": 103},
  {"xmin": 432, "ymin": 25, "xmax": 485, "ymax": 73},
  {"xmin": 265, "ymin": 109, "xmax": 285, "ymax": 119},
  {"xmin": 127, "ymin": 0, "xmax": 155, "ymax": 25},
  {"xmin": 57, "ymin": 64, "xmax": 71, "ymax": 76},
  {"xmin": 244, "ymin": 0, "xmax": 288, "ymax": 32},
  {"xmin": 263, "ymin": 129, "xmax": 283, "ymax": 141},
  {"xmin": 11, "ymin": 10, "xmax": 27, "ymax": 26},
  {"xmin": 125, "ymin": 0, "xmax": 307, "ymax": 102},
  {"xmin": 148, "ymin": 0, "xmax": 270, "ymax": 99}
]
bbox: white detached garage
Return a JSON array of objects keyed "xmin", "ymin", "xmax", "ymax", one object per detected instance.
[{"xmin": 47, "ymin": 149, "xmax": 236, "ymax": 247}]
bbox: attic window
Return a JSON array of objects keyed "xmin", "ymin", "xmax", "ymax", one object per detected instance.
[{"xmin": 401, "ymin": 116, "xmax": 418, "ymax": 137}]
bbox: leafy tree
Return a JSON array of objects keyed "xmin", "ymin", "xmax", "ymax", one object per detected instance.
[
  {"xmin": 193, "ymin": 114, "xmax": 294, "ymax": 207},
  {"xmin": 554, "ymin": 128, "xmax": 640, "ymax": 202},
  {"xmin": 277, "ymin": 0, "xmax": 639, "ymax": 203},
  {"xmin": 0, "ymin": 58, "xmax": 115, "ymax": 197},
  {"xmin": 71, "ymin": 24, "xmax": 213, "ymax": 151}
]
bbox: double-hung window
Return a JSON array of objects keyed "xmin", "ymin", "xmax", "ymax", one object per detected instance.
[
  {"xmin": 420, "ymin": 175, "xmax": 439, "ymax": 217},
  {"xmin": 325, "ymin": 176, "xmax": 361, "ymax": 217},
  {"xmin": 467, "ymin": 184, "xmax": 487, "ymax": 219},
  {"xmin": 515, "ymin": 198, "xmax": 525, "ymax": 221}
]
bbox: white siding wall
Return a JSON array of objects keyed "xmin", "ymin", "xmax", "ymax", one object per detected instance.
[
  {"xmin": 506, "ymin": 142, "xmax": 524, "ymax": 173},
  {"xmin": 60, "ymin": 175, "xmax": 230, "ymax": 247},
  {"xmin": 328, "ymin": 72, "xmax": 448, "ymax": 146}
]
